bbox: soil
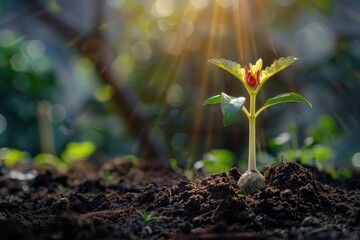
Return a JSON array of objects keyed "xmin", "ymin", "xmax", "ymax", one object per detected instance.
[{"xmin": 0, "ymin": 157, "xmax": 359, "ymax": 240}]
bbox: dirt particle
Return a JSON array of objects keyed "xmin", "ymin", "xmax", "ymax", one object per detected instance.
[{"xmin": 280, "ymin": 189, "xmax": 293, "ymax": 200}]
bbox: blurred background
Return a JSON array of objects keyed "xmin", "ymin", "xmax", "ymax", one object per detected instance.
[{"xmin": 0, "ymin": 0, "xmax": 359, "ymax": 176}]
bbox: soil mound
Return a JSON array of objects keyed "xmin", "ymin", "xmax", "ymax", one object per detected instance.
[{"xmin": 0, "ymin": 160, "xmax": 359, "ymax": 239}]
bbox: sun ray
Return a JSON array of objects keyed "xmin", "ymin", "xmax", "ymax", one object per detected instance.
[
  {"xmin": 132, "ymin": 1, "xmax": 274, "ymax": 160},
  {"xmin": 188, "ymin": 2, "xmax": 223, "ymax": 155}
]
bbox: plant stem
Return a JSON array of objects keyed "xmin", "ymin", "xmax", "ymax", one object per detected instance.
[{"xmin": 248, "ymin": 93, "xmax": 257, "ymax": 171}]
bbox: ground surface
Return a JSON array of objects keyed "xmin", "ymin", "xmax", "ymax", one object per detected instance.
[{"xmin": 0, "ymin": 158, "xmax": 359, "ymax": 240}]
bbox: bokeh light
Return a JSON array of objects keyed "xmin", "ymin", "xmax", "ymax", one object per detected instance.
[
  {"xmin": 151, "ymin": 0, "xmax": 175, "ymax": 18},
  {"xmin": 26, "ymin": 40, "xmax": 45, "ymax": 59},
  {"xmin": 131, "ymin": 40, "xmax": 152, "ymax": 62},
  {"xmin": 190, "ymin": 0, "xmax": 209, "ymax": 9},
  {"xmin": 352, "ymin": 152, "xmax": 360, "ymax": 168},
  {"xmin": 10, "ymin": 52, "xmax": 29, "ymax": 72},
  {"xmin": 294, "ymin": 22, "xmax": 335, "ymax": 64},
  {"xmin": 166, "ymin": 84, "xmax": 185, "ymax": 107},
  {"xmin": 95, "ymin": 84, "xmax": 115, "ymax": 102},
  {"xmin": 0, "ymin": 29, "xmax": 17, "ymax": 47},
  {"xmin": 46, "ymin": 104, "xmax": 67, "ymax": 124}
]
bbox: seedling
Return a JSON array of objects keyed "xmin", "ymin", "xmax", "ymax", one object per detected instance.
[
  {"xmin": 137, "ymin": 210, "xmax": 156, "ymax": 234},
  {"xmin": 204, "ymin": 57, "xmax": 312, "ymax": 194},
  {"xmin": 103, "ymin": 171, "xmax": 116, "ymax": 182}
]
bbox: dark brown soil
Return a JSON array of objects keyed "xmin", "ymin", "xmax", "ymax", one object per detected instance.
[{"xmin": 0, "ymin": 158, "xmax": 359, "ymax": 240}]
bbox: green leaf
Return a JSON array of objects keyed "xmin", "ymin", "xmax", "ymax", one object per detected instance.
[
  {"xmin": 0, "ymin": 148, "xmax": 28, "ymax": 167},
  {"xmin": 208, "ymin": 59, "xmax": 244, "ymax": 82},
  {"xmin": 257, "ymin": 93, "xmax": 312, "ymax": 116},
  {"xmin": 201, "ymin": 149, "xmax": 236, "ymax": 175},
  {"xmin": 34, "ymin": 153, "xmax": 60, "ymax": 165},
  {"xmin": 261, "ymin": 56, "xmax": 298, "ymax": 83},
  {"xmin": 61, "ymin": 141, "xmax": 96, "ymax": 163},
  {"xmin": 221, "ymin": 92, "xmax": 246, "ymax": 126},
  {"xmin": 34, "ymin": 153, "xmax": 66, "ymax": 172},
  {"xmin": 203, "ymin": 94, "xmax": 221, "ymax": 105},
  {"xmin": 313, "ymin": 145, "xmax": 332, "ymax": 161}
]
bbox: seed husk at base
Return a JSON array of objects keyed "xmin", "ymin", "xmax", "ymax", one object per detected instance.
[{"xmin": 237, "ymin": 169, "xmax": 266, "ymax": 195}]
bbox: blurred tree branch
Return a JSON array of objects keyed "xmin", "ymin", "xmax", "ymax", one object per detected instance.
[{"xmin": 25, "ymin": 0, "xmax": 168, "ymax": 160}]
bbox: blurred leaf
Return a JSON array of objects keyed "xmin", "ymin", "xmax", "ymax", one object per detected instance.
[
  {"xmin": 184, "ymin": 169, "xmax": 193, "ymax": 180},
  {"xmin": 342, "ymin": 169, "xmax": 353, "ymax": 178},
  {"xmin": 221, "ymin": 93, "xmax": 245, "ymax": 126},
  {"xmin": 313, "ymin": 145, "xmax": 332, "ymax": 161},
  {"xmin": 330, "ymin": 169, "xmax": 340, "ymax": 179},
  {"xmin": 300, "ymin": 149, "xmax": 314, "ymax": 164},
  {"xmin": 201, "ymin": 149, "xmax": 235, "ymax": 175},
  {"xmin": 34, "ymin": 153, "xmax": 66, "ymax": 171},
  {"xmin": 319, "ymin": 115, "xmax": 336, "ymax": 132},
  {"xmin": 169, "ymin": 158, "xmax": 182, "ymax": 174},
  {"xmin": 34, "ymin": 152, "xmax": 60, "ymax": 165},
  {"xmin": 279, "ymin": 149, "xmax": 296, "ymax": 161},
  {"xmin": 306, "ymin": 115, "xmax": 338, "ymax": 143},
  {"xmin": 61, "ymin": 141, "xmax": 96, "ymax": 163},
  {"xmin": 169, "ymin": 158, "xmax": 178, "ymax": 169},
  {"xmin": 47, "ymin": 1, "xmax": 61, "ymax": 12},
  {"xmin": 94, "ymin": 84, "xmax": 114, "ymax": 102},
  {"xmin": 126, "ymin": 154, "xmax": 139, "ymax": 165},
  {"xmin": 288, "ymin": 123, "xmax": 298, "ymax": 132},
  {"xmin": 0, "ymin": 148, "xmax": 28, "ymax": 167},
  {"xmin": 268, "ymin": 139, "xmax": 281, "ymax": 151}
]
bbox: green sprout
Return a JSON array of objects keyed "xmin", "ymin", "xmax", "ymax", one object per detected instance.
[
  {"xmin": 103, "ymin": 171, "xmax": 116, "ymax": 182},
  {"xmin": 137, "ymin": 210, "xmax": 156, "ymax": 234},
  {"xmin": 204, "ymin": 57, "xmax": 312, "ymax": 194}
]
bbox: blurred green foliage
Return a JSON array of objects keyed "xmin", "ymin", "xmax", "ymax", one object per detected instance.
[
  {"xmin": 33, "ymin": 141, "xmax": 96, "ymax": 171},
  {"xmin": 0, "ymin": 33, "xmax": 58, "ymax": 154},
  {"xmin": 195, "ymin": 149, "xmax": 236, "ymax": 175},
  {"xmin": 60, "ymin": 141, "xmax": 96, "ymax": 163},
  {"xmin": 1, "ymin": 141, "xmax": 95, "ymax": 172},
  {"xmin": 0, "ymin": 148, "xmax": 29, "ymax": 167},
  {"xmin": 34, "ymin": 141, "xmax": 95, "ymax": 172},
  {"xmin": 263, "ymin": 115, "xmax": 352, "ymax": 178},
  {"xmin": 171, "ymin": 149, "xmax": 235, "ymax": 177},
  {"xmin": 0, "ymin": 30, "xmax": 132, "ymax": 161}
]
